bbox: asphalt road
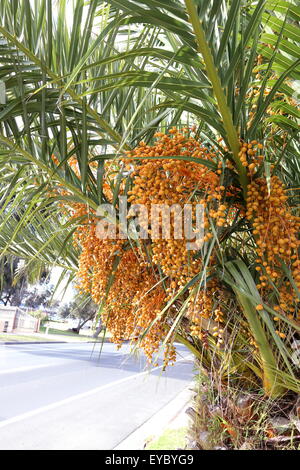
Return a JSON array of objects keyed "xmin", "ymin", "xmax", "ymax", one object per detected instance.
[{"xmin": 0, "ymin": 341, "xmax": 194, "ymax": 450}]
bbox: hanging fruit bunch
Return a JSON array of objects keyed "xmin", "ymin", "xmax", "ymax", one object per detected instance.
[
  {"xmin": 59, "ymin": 126, "xmax": 299, "ymax": 370},
  {"xmin": 237, "ymin": 139, "xmax": 300, "ymax": 339},
  {"xmin": 247, "ymin": 175, "xmax": 300, "ymax": 328},
  {"xmin": 70, "ymin": 201, "xmax": 177, "ymax": 365},
  {"xmin": 125, "ymin": 128, "xmax": 228, "ymax": 287},
  {"xmin": 64, "ymin": 128, "xmax": 240, "ymax": 362}
]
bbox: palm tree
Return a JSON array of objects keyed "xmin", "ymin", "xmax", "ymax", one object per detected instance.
[{"xmin": 0, "ymin": 0, "xmax": 299, "ymax": 449}]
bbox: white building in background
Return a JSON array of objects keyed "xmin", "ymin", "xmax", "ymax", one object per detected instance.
[{"xmin": 0, "ymin": 306, "xmax": 40, "ymax": 333}]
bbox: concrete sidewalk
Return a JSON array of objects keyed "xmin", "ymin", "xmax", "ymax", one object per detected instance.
[{"xmin": 114, "ymin": 384, "xmax": 193, "ymax": 450}]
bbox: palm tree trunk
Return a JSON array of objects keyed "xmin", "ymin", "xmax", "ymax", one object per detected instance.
[{"xmin": 185, "ymin": 361, "xmax": 300, "ymax": 450}]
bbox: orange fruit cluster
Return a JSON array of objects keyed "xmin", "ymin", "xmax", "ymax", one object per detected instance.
[
  {"xmin": 71, "ymin": 202, "xmax": 177, "ymax": 364},
  {"xmin": 66, "ymin": 129, "xmax": 236, "ymax": 360},
  {"xmin": 125, "ymin": 129, "xmax": 228, "ymax": 291},
  {"xmin": 187, "ymin": 279, "xmax": 226, "ymax": 347},
  {"xmin": 64, "ymin": 129, "xmax": 299, "ymax": 362},
  {"xmin": 246, "ymin": 175, "xmax": 300, "ymax": 322},
  {"xmin": 238, "ymin": 140, "xmax": 265, "ymax": 175}
]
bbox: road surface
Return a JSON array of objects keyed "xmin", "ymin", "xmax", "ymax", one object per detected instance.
[{"xmin": 0, "ymin": 341, "xmax": 194, "ymax": 450}]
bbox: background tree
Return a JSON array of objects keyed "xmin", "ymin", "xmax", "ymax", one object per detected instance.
[
  {"xmin": 0, "ymin": 255, "xmax": 49, "ymax": 307},
  {"xmin": 23, "ymin": 284, "xmax": 59, "ymax": 310},
  {"xmin": 0, "ymin": 256, "xmax": 27, "ymax": 306},
  {"xmin": 59, "ymin": 296, "xmax": 98, "ymax": 333}
]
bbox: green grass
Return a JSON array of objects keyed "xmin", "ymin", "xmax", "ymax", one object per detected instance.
[
  {"xmin": 40, "ymin": 326, "xmax": 89, "ymax": 337},
  {"xmin": 39, "ymin": 326, "xmax": 111, "ymax": 341},
  {"xmin": 145, "ymin": 427, "xmax": 187, "ymax": 450},
  {"xmin": 0, "ymin": 333, "xmax": 56, "ymax": 343},
  {"xmin": 0, "ymin": 328, "xmax": 111, "ymax": 343}
]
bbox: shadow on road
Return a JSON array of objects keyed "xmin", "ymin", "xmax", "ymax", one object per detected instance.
[{"xmin": 3, "ymin": 342, "xmax": 193, "ymax": 379}]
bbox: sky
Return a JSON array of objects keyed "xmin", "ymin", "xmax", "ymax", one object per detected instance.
[{"xmin": 50, "ymin": 267, "xmax": 75, "ymax": 306}]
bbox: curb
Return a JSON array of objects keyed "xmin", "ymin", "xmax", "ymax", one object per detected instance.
[
  {"xmin": 113, "ymin": 383, "xmax": 193, "ymax": 450},
  {"xmin": 0, "ymin": 340, "xmax": 111, "ymax": 345}
]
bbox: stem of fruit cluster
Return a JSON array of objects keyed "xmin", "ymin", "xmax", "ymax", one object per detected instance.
[{"xmin": 184, "ymin": 0, "xmax": 248, "ymax": 198}]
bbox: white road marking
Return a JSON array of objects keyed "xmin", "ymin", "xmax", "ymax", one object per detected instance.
[
  {"xmin": 0, "ymin": 363, "xmax": 59, "ymax": 375},
  {"xmin": 0, "ymin": 354, "xmax": 192, "ymax": 429}
]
